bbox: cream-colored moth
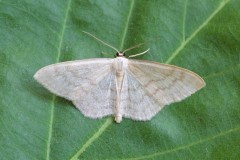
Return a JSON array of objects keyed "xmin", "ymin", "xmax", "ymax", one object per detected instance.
[{"xmin": 34, "ymin": 32, "xmax": 205, "ymax": 123}]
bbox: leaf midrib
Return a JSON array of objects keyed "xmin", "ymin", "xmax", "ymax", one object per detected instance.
[{"xmin": 68, "ymin": 0, "xmax": 136, "ymax": 159}]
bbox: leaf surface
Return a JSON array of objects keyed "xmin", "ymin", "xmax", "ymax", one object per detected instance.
[{"xmin": 0, "ymin": 0, "xmax": 240, "ymax": 159}]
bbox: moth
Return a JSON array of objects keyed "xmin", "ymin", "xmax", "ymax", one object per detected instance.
[{"xmin": 34, "ymin": 32, "xmax": 205, "ymax": 123}]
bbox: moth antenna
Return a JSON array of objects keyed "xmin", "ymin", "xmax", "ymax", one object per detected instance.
[
  {"xmin": 122, "ymin": 36, "xmax": 161, "ymax": 53},
  {"xmin": 122, "ymin": 42, "xmax": 145, "ymax": 53},
  {"xmin": 83, "ymin": 31, "xmax": 120, "ymax": 53},
  {"xmin": 128, "ymin": 48, "xmax": 150, "ymax": 58}
]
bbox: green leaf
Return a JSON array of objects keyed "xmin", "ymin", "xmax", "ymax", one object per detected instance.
[{"xmin": 0, "ymin": 0, "xmax": 240, "ymax": 159}]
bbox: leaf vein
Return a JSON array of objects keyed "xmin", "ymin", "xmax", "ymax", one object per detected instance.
[
  {"xmin": 204, "ymin": 63, "xmax": 240, "ymax": 79},
  {"xmin": 0, "ymin": 2, "xmax": 59, "ymax": 36},
  {"xmin": 165, "ymin": 0, "xmax": 230, "ymax": 64},
  {"xmin": 68, "ymin": 2, "xmax": 137, "ymax": 158},
  {"xmin": 182, "ymin": 0, "xmax": 188, "ymax": 41},
  {"xmin": 46, "ymin": 0, "xmax": 72, "ymax": 159},
  {"xmin": 123, "ymin": 126, "xmax": 240, "ymax": 160},
  {"xmin": 119, "ymin": 0, "xmax": 135, "ymax": 50},
  {"xmin": 69, "ymin": 118, "xmax": 112, "ymax": 160}
]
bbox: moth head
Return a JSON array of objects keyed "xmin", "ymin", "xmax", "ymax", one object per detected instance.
[{"xmin": 115, "ymin": 52, "xmax": 126, "ymax": 57}]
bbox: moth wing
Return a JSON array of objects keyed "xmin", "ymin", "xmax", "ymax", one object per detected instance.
[
  {"xmin": 120, "ymin": 59, "xmax": 205, "ymax": 120},
  {"xmin": 34, "ymin": 58, "xmax": 117, "ymax": 118}
]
